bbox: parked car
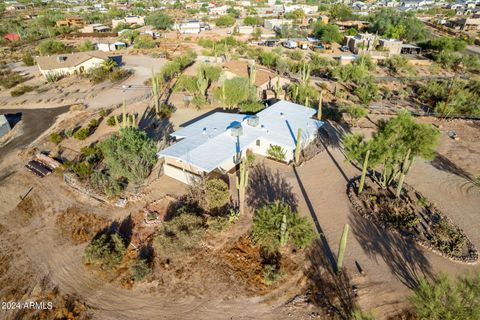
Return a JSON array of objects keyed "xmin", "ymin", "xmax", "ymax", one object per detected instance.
[
  {"xmin": 282, "ymin": 40, "xmax": 298, "ymax": 49},
  {"xmin": 340, "ymin": 45, "xmax": 350, "ymax": 52}
]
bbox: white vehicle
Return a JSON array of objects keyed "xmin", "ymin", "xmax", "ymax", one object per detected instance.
[{"xmin": 283, "ymin": 40, "xmax": 298, "ymax": 49}]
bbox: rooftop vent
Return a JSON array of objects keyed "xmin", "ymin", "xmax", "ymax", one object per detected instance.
[
  {"xmin": 230, "ymin": 122, "xmax": 243, "ymax": 137},
  {"xmin": 247, "ymin": 115, "xmax": 259, "ymax": 127},
  {"xmin": 57, "ymin": 56, "xmax": 67, "ymax": 62}
]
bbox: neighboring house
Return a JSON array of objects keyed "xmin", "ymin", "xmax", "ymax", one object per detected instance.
[
  {"xmin": 112, "ymin": 16, "xmax": 145, "ymax": 28},
  {"xmin": 284, "ymin": 4, "xmax": 318, "ymax": 14},
  {"xmin": 177, "ymin": 20, "xmax": 201, "ymax": 34},
  {"xmin": 157, "ymin": 100, "xmax": 323, "ymax": 184},
  {"xmin": 210, "ymin": 5, "xmax": 228, "ymax": 15},
  {"xmin": 0, "ymin": 115, "xmax": 11, "ymax": 139},
  {"xmin": 3, "ymin": 33, "xmax": 21, "ymax": 42},
  {"xmin": 264, "ymin": 19, "xmax": 293, "ymax": 30},
  {"xmin": 455, "ymin": 13, "xmax": 480, "ymax": 31},
  {"xmin": 96, "ymin": 41, "xmax": 127, "ymax": 52},
  {"xmin": 6, "ymin": 3, "xmax": 27, "ymax": 11},
  {"xmin": 238, "ymin": 25, "xmax": 254, "ymax": 34},
  {"xmin": 36, "ymin": 52, "xmax": 118, "ymax": 78},
  {"xmin": 344, "ymin": 33, "xmax": 405, "ymax": 55},
  {"xmin": 222, "ymin": 60, "xmax": 290, "ymax": 100},
  {"xmin": 80, "ymin": 24, "xmax": 111, "ymax": 33},
  {"xmin": 378, "ymin": 38, "xmax": 403, "ymax": 55},
  {"xmin": 56, "ymin": 16, "xmax": 85, "ymax": 28}
]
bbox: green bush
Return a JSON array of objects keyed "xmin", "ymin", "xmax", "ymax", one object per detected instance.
[
  {"xmin": 10, "ymin": 85, "xmax": 35, "ymax": 97},
  {"xmin": 205, "ymin": 178, "xmax": 230, "ymax": 211},
  {"xmin": 84, "ymin": 233, "xmax": 126, "ymax": 271},
  {"xmin": 153, "ymin": 213, "xmax": 206, "ymax": 259},
  {"xmin": 267, "ymin": 145, "xmax": 287, "ymax": 162},
  {"xmin": 80, "ymin": 145, "xmax": 102, "ymax": 163},
  {"xmin": 49, "ymin": 132, "xmax": 63, "ymax": 144},
  {"xmin": 70, "ymin": 161, "xmax": 92, "ymax": 180},
  {"xmin": 0, "ymin": 70, "xmax": 25, "ymax": 89},
  {"xmin": 158, "ymin": 103, "xmax": 174, "ymax": 118},
  {"xmin": 89, "ymin": 171, "xmax": 123, "ymax": 197},
  {"xmin": 109, "ymin": 68, "xmax": 131, "ymax": 82},
  {"xmin": 129, "ymin": 258, "xmax": 151, "ymax": 281},
  {"xmin": 37, "ymin": 39, "xmax": 67, "ymax": 55},
  {"xmin": 22, "ymin": 52, "xmax": 35, "ymax": 66},
  {"xmin": 239, "ymin": 100, "xmax": 264, "ymax": 114},
  {"xmin": 252, "ymin": 201, "xmax": 316, "ymax": 254},
  {"xmin": 215, "ymin": 15, "xmax": 235, "ymax": 27},
  {"xmin": 106, "ymin": 116, "xmax": 116, "ymax": 127},
  {"xmin": 263, "ymin": 264, "xmax": 284, "ymax": 285},
  {"xmin": 73, "ymin": 128, "xmax": 91, "ymax": 140}
]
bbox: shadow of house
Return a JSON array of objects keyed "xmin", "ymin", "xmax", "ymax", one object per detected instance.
[
  {"xmin": 247, "ymin": 163, "xmax": 298, "ymax": 210},
  {"xmin": 349, "ymin": 213, "xmax": 432, "ymax": 289},
  {"xmin": 304, "ymin": 238, "xmax": 356, "ymax": 319}
]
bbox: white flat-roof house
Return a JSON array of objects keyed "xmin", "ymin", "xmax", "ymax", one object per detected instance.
[
  {"xmin": 177, "ymin": 20, "xmax": 201, "ymax": 34},
  {"xmin": 158, "ymin": 101, "xmax": 323, "ymax": 184}
]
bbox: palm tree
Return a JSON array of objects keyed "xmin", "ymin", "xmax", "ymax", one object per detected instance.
[{"xmin": 102, "ymin": 59, "xmax": 117, "ymax": 72}]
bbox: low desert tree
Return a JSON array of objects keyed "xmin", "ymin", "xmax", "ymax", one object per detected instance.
[
  {"xmin": 146, "ymin": 12, "xmax": 173, "ymax": 30},
  {"xmin": 342, "ymin": 104, "xmax": 368, "ymax": 125},
  {"xmin": 133, "ymin": 35, "xmax": 155, "ymax": 49},
  {"xmin": 89, "ymin": 171, "xmax": 123, "ymax": 198},
  {"xmin": 384, "ymin": 55, "xmax": 415, "ymax": 75},
  {"xmin": 342, "ymin": 111, "xmax": 440, "ymax": 194},
  {"xmin": 252, "ymin": 201, "xmax": 316, "ymax": 254},
  {"xmin": 215, "ymin": 15, "xmax": 235, "ymax": 27},
  {"xmin": 100, "ymin": 127, "xmax": 157, "ymax": 183},
  {"xmin": 38, "ymin": 39, "xmax": 67, "ymax": 55},
  {"xmin": 78, "ymin": 40, "xmax": 96, "ymax": 52},
  {"xmin": 312, "ymin": 23, "xmax": 343, "ymax": 44},
  {"xmin": 84, "ymin": 233, "xmax": 126, "ymax": 270},
  {"xmin": 244, "ymin": 16, "xmax": 263, "ymax": 26},
  {"xmin": 329, "ymin": 4, "xmax": 354, "ymax": 21},
  {"xmin": 213, "ymin": 77, "xmax": 253, "ymax": 109},
  {"xmin": 129, "ymin": 257, "xmax": 151, "ymax": 281},
  {"xmin": 411, "ymin": 272, "xmax": 480, "ymax": 320},
  {"xmin": 205, "ymin": 178, "xmax": 230, "ymax": 211},
  {"xmin": 354, "ymin": 78, "xmax": 380, "ymax": 105}
]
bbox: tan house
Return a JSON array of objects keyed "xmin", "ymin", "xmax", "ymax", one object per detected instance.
[
  {"xmin": 222, "ymin": 60, "xmax": 289, "ymax": 100},
  {"xmin": 36, "ymin": 52, "xmax": 115, "ymax": 79},
  {"xmin": 56, "ymin": 16, "xmax": 85, "ymax": 28}
]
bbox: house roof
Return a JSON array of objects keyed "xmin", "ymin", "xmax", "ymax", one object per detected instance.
[
  {"xmin": 36, "ymin": 51, "xmax": 110, "ymax": 71},
  {"xmin": 223, "ymin": 60, "xmax": 278, "ymax": 87},
  {"xmin": 157, "ymin": 100, "xmax": 323, "ymax": 173}
]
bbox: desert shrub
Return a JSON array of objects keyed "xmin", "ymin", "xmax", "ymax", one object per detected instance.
[
  {"xmin": 109, "ymin": 68, "xmax": 131, "ymax": 82},
  {"xmin": 80, "ymin": 145, "xmax": 102, "ymax": 163},
  {"xmin": 133, "ymin": 35, "xmax": 156, "ymax": 49},
  {"xmin": 10, "ymin": 85, "xmax": 35, "ymax": 97},
  {"xmin": 37, "ymin": 39, "xmax": 67, "ymax": 55},
  {"xmin": 106, "ymin": 116, "xmax": 116, "ymax": 126},
  {"xmin": 430, "ymin": 219, "xmax": 467, "ymax": 256},
  {"xmin": 239, "ymin": 100, "xmax": 264, "ymax": 114},
  {"xmin": 158, "ymin": 103, "xmax": 174, "ymax": 118},
  {"xmin": 380, "ymin": 206, "xmax": 420, "ymax": 230},
  {"xmin": 215, "ymin": 15, "xmax": 235, "ymax": 27},
  {"xmin": 287, "ymin": 50, "xmax": 304, "ymax": 61},
  {"xmin": 354, "ymin": 78, "xmax": 379, "ymax": 105},
  {"xmin": 22, "ymin": 52, "xmax": 35, "ymax": 66},
  {"xmin": 84, "ymin": 233, "xmax": 126, "ymax": 271},
  {"xmin": 73, "ymin": 128, "xmax": 91, "ymax": 140},
  {"xmin": 267, "ymin": 145, "xmax": 287, "ymax": 162},
  {"xmin": 55, "ymin": 208, "xmax": 110, "ymax": 244},
  {"xmin": 153, "ymin": 213, "xmax": 206, "ymax": 259},
  {"xmin": 0, "ymin": 70, "xmax": 25, "ymax": 89},
  {"xmin": 252, "ymin": 201, "xmax": 316, "ymax": 253},
  {"xmin": 49, "ymin": 132, "xmax": 63, "ymax": 144},
  {"xmin": 341, "ymin": 104, "xmax": 368, "ymax": 125},
  {"xmin": 89, "ymin": 171, "xmax": 123, "ymax": 198},
  {"xmin": 384, "ymin": 55, "xmax": 415, "ymax": 75},
  {"xmin": 70, "ymin": 161, "xmax": 92, "ymax": 180},
  {"xmin": 205, "ymin": 178, "xmax": 230, "ymax": 211},
  {"xmin": 263, "ymin": 264, "xmax": 284, "ymax": 285},
  {"xmin": 129, "ymin": 258, "xmax": 151, "ymax": 281},
  {"xmin": 411, "ymin": 272, "xmax": 480, "ymax": 319},
  {"xmin": 191, "ymin": 95, "xmax": 208, "ymax": 109},
  {"xmin": 99, "ymin": 108, "xmax": 109, "ymax": 117},
  {"xmin": 100, "ymin": 127, "xmax": 157, "ymax": 183},
  {"xmin": 86, "ymin": 67, "xmax": 109, "ymax": 84}
]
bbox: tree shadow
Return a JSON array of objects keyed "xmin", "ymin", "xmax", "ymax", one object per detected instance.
[
  {"xmin": 247, "ymin": 163, "xmax": 298, "ymax": 210},
  {"xmin": 304, "ymin": 238, "xmax": 356, "ymax": 319},
  {"xmin": 430, "ymin": 152, "xmax": 477, "ymax": 184},
  {"xmin": 91, "ymin": 214, "xmax": 134, "ymax": 248},
  {"xmin": 349, "ymin": 213, "xmax": 432, "ymax": 289},
  {"xmin": 138, "ymin": 106, "xmax": 174, "ymax": 143}
]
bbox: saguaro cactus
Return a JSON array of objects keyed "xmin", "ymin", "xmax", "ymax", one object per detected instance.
[
  {"xmin": 236, "ymin": 158, "xmax": 248, "ymax": 216},
  {"xmin": 280, "ymin": 213, "xmax": 289, "ymax": 246},
  {"xmin": 337, "ymin": 224, "xmax": 350, "ymax": 272},
  {"xmin": 295, "ymin": 128, "xmax": 302, "ymax": 165},
  {"xmin": 274, "ymin": 77, "xmax": 282, "ymax": 99},
  {"xmin": 151, "ymin": 71, "xmax": 160, "ymax": 114},
  {"xmin": 359, "ymin": 149, "xmax": 370, "ymax": 194},
  {"xmin": 395, "ymin": 148, "xmax": 412, "ymax": 198},
  {"xmin": 248, "ymin": 63, "xmax": 256, "ymax": 86},
  {"xmin": 196, "ymin": 71, "xmax": 208, "ymax": 96},
  {"xmin": 317, "ymin": 91, "xmax": 323, "ymax": 120},
  {"xmin": 300, "ymin": 62, "xmax": 310, "ymax": 84}
]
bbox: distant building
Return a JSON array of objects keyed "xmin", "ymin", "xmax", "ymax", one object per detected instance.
[
  {"xmin": 112, "ymin": 16, "xmax": 145, "ymax": 28},
  {"xmin": 238, "ymin": 25, "xmax": 254, "ymax": 34},
  {"xmin": 96, "ymin": 42, "xmax": 127, "ymax": 52},
  {"xmin": 56, "ymin": 16, "xmax": 85, "ymax": 28},
  {"xmin": 456, "ymin": 13, "xmax": 480, "ymax": 31},
  {"xmin": 264, "ymin": 19, "xmax": 293, "ymax": 30},
  {"xmin": 80, "ymin": 24, "xmax": 111, "ymax": 33},
  {"xmin": 0, "ymin": 115, "xmax": 11, "ymax": 139},
  {"xmin": 36, "ymin": 51, "xmax": 119, "ymax": 79},
  {"xmin": 6, "ymin": 3, "xmax": 27, "ymax": 11},
  {"xmin": 177, "ymin": 20, "xmax": 201, "ymax": 34},
  {"xmin": 378, "ymin": 38, "xmax": 403, "ymax": 55},
  {"xmin": 210, "ymin": 5, "xmax": 228, "ymax": 15}
]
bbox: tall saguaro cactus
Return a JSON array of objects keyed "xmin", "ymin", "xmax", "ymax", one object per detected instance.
[
  {"xmin": 274, "ymin": 77, "xmax": 282, "ymax": 99},
  {"xmin": 151, "ymin": 71, "xmax": 160, "ymax": 114},
  {"xmin": 395, "ymin": 148, "xmax": 412, "ymax": 198},
  {"xmin": 317, "ymin": 91, "xmax": 323, "ymax": 120},
  {"xmin": 295, "ymin": 128, "xmax": 302, "ymax": 165},
  {"xmin": 248, "ymin": 63, "xmax": 257, "ymax": 86},
  {"xmin": 337, "ymin": 224, "xmax": 350, "ymax": 272},
  {"xmin": 280, "ymin": 213, "xmax": 289, "ymax": 246},
  {"xmin": 196, "ymin": 71, "xmax": 208, "ymax": 97},
  {"xmin": 300, "ymin": 62, "xmax": 310, "ymax": 84},
  {"xmin": 115, "ymin": 100, "xmax": 136, "ymax": 130},
  {"xmin": 236, "ymin": 158, "xmax": 248, "ymax": 216},
  {"xmin": 359, "ymin": 149, "xmax": 370, "ymax": 194}
]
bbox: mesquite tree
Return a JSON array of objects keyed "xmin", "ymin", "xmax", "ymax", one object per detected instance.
[{"xmin": 342, "ymin": 111, "xmax": 440, "ymax": 195}]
